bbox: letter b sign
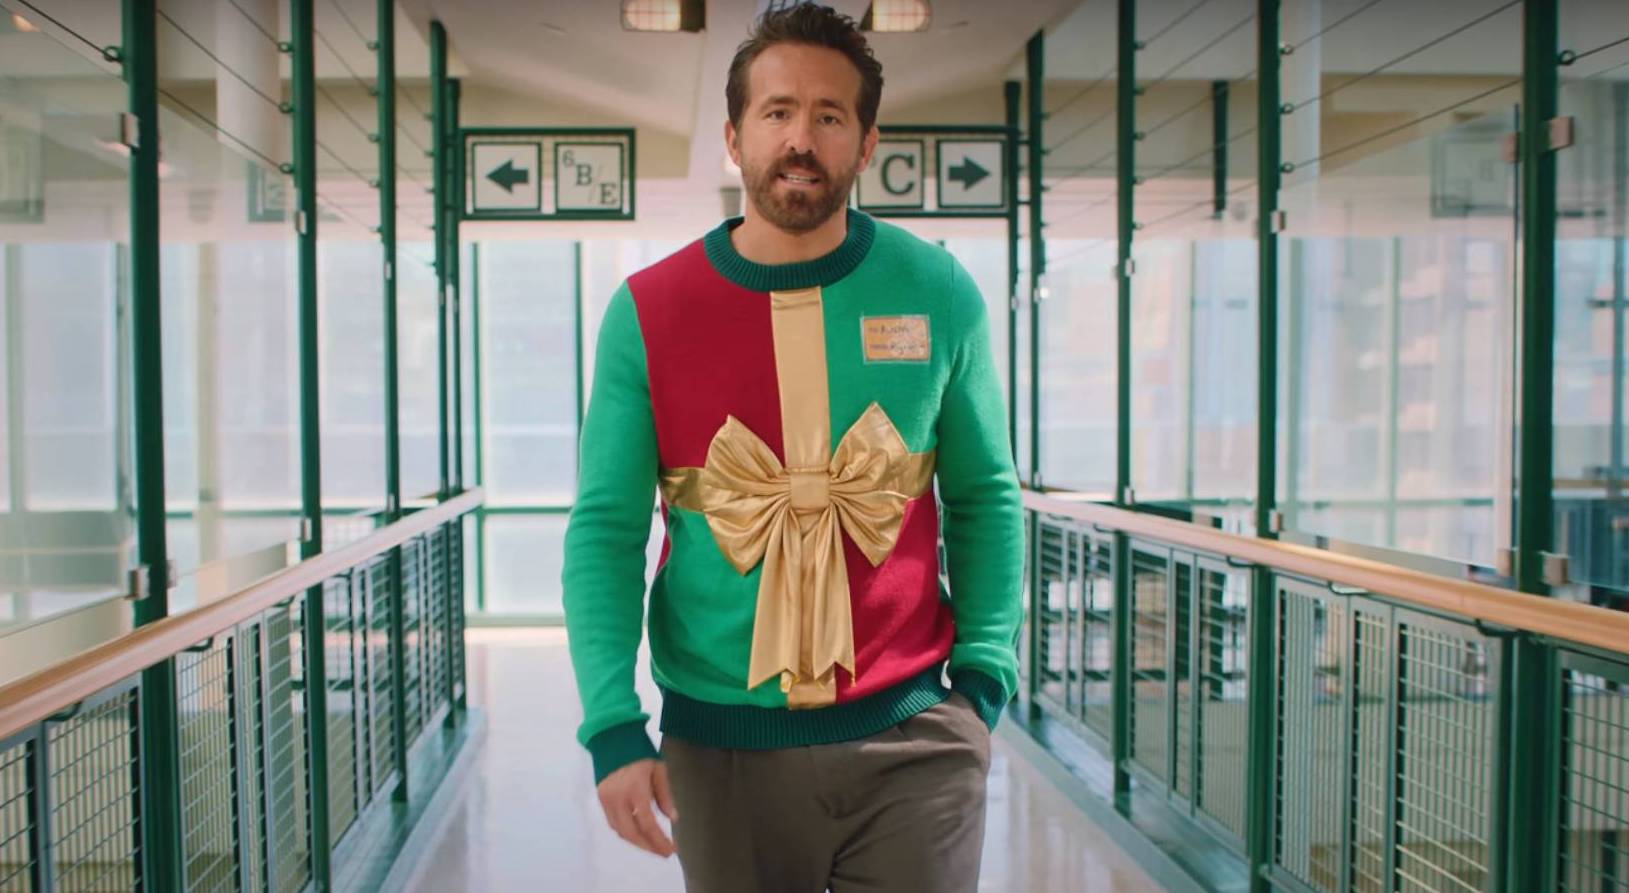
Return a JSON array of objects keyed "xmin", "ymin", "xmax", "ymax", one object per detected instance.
[{"xmin": 556, "ymin": 143, "xmax": 625, "ymax": 211}]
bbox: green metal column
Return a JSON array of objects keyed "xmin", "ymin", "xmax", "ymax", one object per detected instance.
[
  {"xmin": 430, "ymin": 20, "xmax": 449, "ymax": 500},
  {"xmin": 1005, "ymin": 80, "xmax": 1021, "ymax": 463},
  {"xmin": 377, "ymin": 0, "xmax": 411, "ymax": 803},
  {"xmin": 1111, "ymin": 0, "xmax": 1135, "ymax": 811},
  {"xmin": 292, "ymin": 0, "xmax": 332, "ymax": 885},
  {"xmin": 1245, "ymin": 3, "xmax": 1283, "ymax": 891},
  {"xmin": 123, "ymin": 0, "xmax": 183, "ymax": 887},
  {"xmin": 449, "ymin": 78, "xmax": 463, "ymax": 495},
  {"xmin": 1610, "ymin": 82, "xmax": 1627, "ymax": 499},
  {"xmin": 573, "ymin": 242, "xmax": 585, "ymax": 433},
  {"xmin": 472, "ymin": 242, "xmax": 487, "ymax": 613},
  {"xmin": 443, "ymin": 75, "xmax": 464, "ymax": 711},
  {"xmin": 1508, "ymin": 1, "xmax": 1561, "ymax": 890},
  {"xmin": 1026, "ymin": 32, "xmax": 1044, "ymax": 488},
  {"xmin": 1515, "ymin": 0, "xmax": 1558, "ymax": 599}
]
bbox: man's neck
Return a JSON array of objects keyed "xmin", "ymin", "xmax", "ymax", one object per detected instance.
[{"xmin": 729, "ymin": 208, "xmax": 849, "ymax": 266}]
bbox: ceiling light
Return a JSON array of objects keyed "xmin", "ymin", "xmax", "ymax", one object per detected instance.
[
  {"xmin": 12, "ymin": 13, "xmax": 40, "ymax": 32},
  {"xmin": 862, "ymin": 0, "xmax": 931, "ymax": 33},
  {"xmin": 621, "ymin": 0, "xmax": 704, "ymax": 33}
]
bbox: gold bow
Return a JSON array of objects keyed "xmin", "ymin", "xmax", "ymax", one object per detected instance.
[{"xmin": 661, "ymin": 403, "xmax": 934, "ymax": 708}]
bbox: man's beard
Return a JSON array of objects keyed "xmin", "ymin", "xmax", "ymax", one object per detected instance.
[{"xmin": 740, "ymin": 149, "xmax": 856, "ymax": 234}]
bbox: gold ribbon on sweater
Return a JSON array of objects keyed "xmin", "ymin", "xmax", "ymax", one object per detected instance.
[
  {"xmin": 656, "ymin": 287, "xmax": 934, "ymax": 708},
  {"xmin": 660, "ymin": 403, "xmax": 934, "ymax": 708}
]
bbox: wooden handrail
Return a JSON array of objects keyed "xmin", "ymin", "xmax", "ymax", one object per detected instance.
[
  {"xmin": 1025, "ymin": 490, "xmax": 1629, "ymax": 657},
  {"xmin": 0, "ymin": 489, "xmax": 484, "ymax": 742}
]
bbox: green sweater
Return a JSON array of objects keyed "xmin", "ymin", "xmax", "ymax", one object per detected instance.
[{"xmin": 562, "ymin": 211, "xmax": 1025, "ymax": 782}]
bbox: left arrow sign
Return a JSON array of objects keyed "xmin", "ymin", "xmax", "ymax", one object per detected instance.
[{"xmin": 487, "ymin": 159, "xmax": 530, "ymax": 193}]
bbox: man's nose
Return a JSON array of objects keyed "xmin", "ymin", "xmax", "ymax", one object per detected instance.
[{"xmin": 785, "ymin": 114, "xmax": 816, "ymax": 157}]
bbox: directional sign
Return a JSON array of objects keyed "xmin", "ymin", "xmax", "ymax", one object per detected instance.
[
  {"xmin": 858, "ymin": 127, "xmax": 1011, "ymax": 218},
  {"xmin": 856, "ymin": 140, "xmax": 924, "ymax": 210},
  {"xmin": 555, "ymin": 143, "xmax": 625, "ymax": 212},
  {"xmin": 937, "ymin": 140, "xmax": 1004, "ymax": 209},
  {"xmin": 470, "ymin": 142, "xmax": 542, "ymax": 212},
  {"xmin": 461, "ymin": 128, "xmax": 636, "ymax": 221}
]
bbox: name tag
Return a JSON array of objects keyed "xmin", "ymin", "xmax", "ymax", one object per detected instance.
[{"xmin": 861, "ymin": 315, "xmax": 931, "ymax": 363}]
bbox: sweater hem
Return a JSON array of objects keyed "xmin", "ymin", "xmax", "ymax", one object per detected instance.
[{"xmin": 658, "ymin": 667, "xmax": 949, "ymax": 750}]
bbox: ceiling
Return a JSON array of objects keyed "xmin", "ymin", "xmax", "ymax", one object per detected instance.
[{"xmin": 401, "ymin": 0, "xmax": 1078, "ymax": 186}]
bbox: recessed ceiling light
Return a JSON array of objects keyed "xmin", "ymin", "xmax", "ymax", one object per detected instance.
[
  {"xmin": 12, "ymin": 13, "xmax": 40, "ymax": 32},
  {"xmin": 862, "ymin": 0, "xmax": 931, "ymax": 33},
  {"xmin": 621, "ymin": 0, "xmax": 705, "ymax": 33}
]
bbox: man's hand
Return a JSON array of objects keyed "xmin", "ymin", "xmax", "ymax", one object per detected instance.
[{"xmin": 596, "ymin": 759, "xmax": 678, "ymax": 858}]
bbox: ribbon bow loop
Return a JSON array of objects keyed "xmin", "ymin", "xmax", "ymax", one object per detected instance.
[{"xmin": 662, "ymin": 403, "xmax": 935, "ymax": 708}]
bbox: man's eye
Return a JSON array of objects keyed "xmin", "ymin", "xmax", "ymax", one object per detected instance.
[
  {"xmin": 768, "ymin": 109, "xmax": 788, "ymax": 120},
  {"xmin": 822, "ymin": 115, "xmax": 841, "ymax": 125}
]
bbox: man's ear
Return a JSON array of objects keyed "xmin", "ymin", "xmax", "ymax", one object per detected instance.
[
  {"xmin": 725, "ymin": 119, "xmax": 742, "ymax": 169},
  {"xmin": 858, "ymin": 125, "xmax": 880, "ymax": 172}
]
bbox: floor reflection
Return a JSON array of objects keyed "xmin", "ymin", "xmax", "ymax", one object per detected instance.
[{"xmin": 409, "ymin": 629, "xmax": 1162, "ymax": 893}]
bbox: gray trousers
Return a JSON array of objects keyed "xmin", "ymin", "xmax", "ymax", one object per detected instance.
[{"xmin": 659, "ymin": 693, "xmax": 992, "ymax": 893}]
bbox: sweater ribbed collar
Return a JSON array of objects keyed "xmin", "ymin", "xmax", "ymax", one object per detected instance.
[{"xmin": 703, "ymin": 209, "xmax": 876, "ymax": 292}]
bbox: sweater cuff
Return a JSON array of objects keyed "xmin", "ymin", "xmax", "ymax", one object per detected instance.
[
  {"xmin": 586, "ymin": 721, "xmax": 659, "ymax": 784},
  {"xmin": 951, "ymin": 669, "xmax": 1009, "ymax": 731}
]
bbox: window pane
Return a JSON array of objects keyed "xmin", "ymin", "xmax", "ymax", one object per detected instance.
[
  {"xmin": 482, "ymin": 241, "xmax": 576, "ymax": 505},
  {"xmin": 1554, "ymin": 2, "xmax": 1629, "ymax": 599},
  {"xmin": 1277, "ymin": 0, "xmax": 1520, "ymax": 566}
]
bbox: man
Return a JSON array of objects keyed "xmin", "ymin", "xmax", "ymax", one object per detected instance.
[{"xmin": 562, "ymin": 5, "xmax": 1024, "ymax": 891}]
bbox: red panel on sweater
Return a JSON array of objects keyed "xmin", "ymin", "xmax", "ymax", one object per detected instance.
[
  {"xmin": 837, "ymin": 493, "xmax": 954, "ymax": 702},
  {"xmin": 627, "ymin": 241, "xmax": 785, "ymax": 468}
]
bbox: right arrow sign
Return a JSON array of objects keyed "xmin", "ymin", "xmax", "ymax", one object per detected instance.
[
  {"xmin": 937, "ymin": 140, "xmax": 1004, "ymax": 209},
  {"xmin": 947, "ymin": 157, "xmax": 989, "ymax": 190}
]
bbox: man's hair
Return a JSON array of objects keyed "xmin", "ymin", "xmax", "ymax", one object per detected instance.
[{"xmin": 726, "ymin": 4, "xmax": 884, "ymax": 133}]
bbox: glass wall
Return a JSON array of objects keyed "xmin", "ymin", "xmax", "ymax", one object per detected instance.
[
  {"xmin": 153, "ymin": 0, "xmax": 302, "ymax": 606},
  {"xmin": 480, "ymin": 241, "xmax": 575, "ymax": 506},
  {"xmin": 1132, "ymin": 0, "xmax": 1258, "ymax": 523},
  {"xmin": 1038, "ymin": 2, "xmax": 1119, "ymax": 495},
  {"xmin": 396, "ymin": 11, "xmax": 438, "ymax": 503},
  {"xmin": 0, "ymin": 3, "xmax": 135, "ymax": 653},
  {"xmin": 470, "ymin": 237, "xmax": 676, "ymax": 617},
  {"xmin": 1556, "ymin": 1, "xmax": 1629, "ymax": 604},
  {"xmin": 1275, "ymin": 0, "xmax": 1520, "ymax": 567},
  {"xmin": 314, "ymin": 0, "xmax": 386, "ymax": 545}
]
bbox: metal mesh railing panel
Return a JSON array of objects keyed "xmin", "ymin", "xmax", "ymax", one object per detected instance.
[
  {"xmin": 1393, "ymin": 620, "xmax": 1496, "ymax": 893},
  {"xmin": 1273, "ymin": 587, "xmax": 1347, "ymax": 893},
  {"xmin": 1195, "ymin": 563, "xmax": 1249, "ymax": 840},
  {"xmin": 1130, "ymin": 545, "xmax": 1171, "ymax": 785},
  {"xmin": 1036, "ymin": 519, "xmax": 1070, "ymax": 708},
  {"xmin": 427, "ymin": 528, "xmax": 450, "ymax": 717},
  {"xmin": 0, "ymin": 739, "xmax": 33, "ymax": 893},
  {"xmin": 366, "ymin": 556, "xmax": 398, "ymax": 798},
  {"xmin": 324, "ymin": 578, "xmax": 359, "ymax": 847},
  {"xmin": 1081, "ymin": 533, "xmax": 1115, "ymax": 742},
  {"xmin": 401, "ymin": 538, "xmax": 425, "ymax": 743},
  {"xmin": 264, "ymin": 601, "xmax": 311, "ymax": 893},
  {"xmin": 176, "ymin": 638, "xmax": 242, "ymax": 893},
  {"xmin": 1559, "ymin": 663, "xmax": 1629, "ymax": 893},
  {"xmin": 1173, "ymin": 559, "xmax": 1194, "ymax": 801},
  {"xmin": 48, "ymin": 689, "xmax": 140, "ymax": 893},
  {"xmin": 1352, "ymin": 609, "xmax": 1393, "ymax": 893},
  {"xmin": 239, "ymin": 625, "xmax": 267, "ymax": 893}
]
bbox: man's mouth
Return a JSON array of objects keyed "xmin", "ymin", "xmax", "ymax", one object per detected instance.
[{"xmin": 779, "ymin": 170, "xmax": 822, "ymax": 186}]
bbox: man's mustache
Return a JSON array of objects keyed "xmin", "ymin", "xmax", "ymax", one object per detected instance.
[{"xmin": 772, "ymin": 152, "xmax": 829, "ymax": 180}]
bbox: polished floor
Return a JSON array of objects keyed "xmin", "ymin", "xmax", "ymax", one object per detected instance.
[{"xmin": 407, "ymin": 629, "xmax": 1163, "ymax": 893}]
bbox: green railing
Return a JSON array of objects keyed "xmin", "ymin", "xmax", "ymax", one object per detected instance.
[
  {"xmin": 0, "ymin": 489, "xmax": 480, "ymax": 893},
  {"xmin": 1022, "ymin": 490, "xmax": 1629, "ymax": 893}
]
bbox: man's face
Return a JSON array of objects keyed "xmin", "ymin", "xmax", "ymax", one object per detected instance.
[{"xmin": 727, "ymin": 42, "xmax": 879, "ymax": 234}]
